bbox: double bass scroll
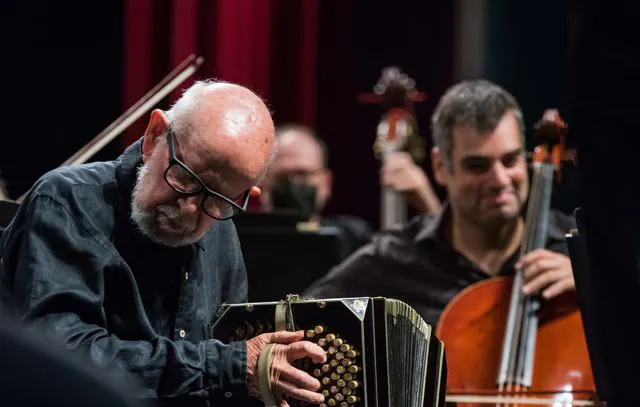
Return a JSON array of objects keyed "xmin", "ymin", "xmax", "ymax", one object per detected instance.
[{"xmin": 360, "ymin": 66, "xmax": 439, "ymax": 230}]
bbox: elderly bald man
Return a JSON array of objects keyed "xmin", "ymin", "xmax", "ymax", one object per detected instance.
[{"xmin": 0, "ymin": 80, "xmax": 326, "ymax": 407}]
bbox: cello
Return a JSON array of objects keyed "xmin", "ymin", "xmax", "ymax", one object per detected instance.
[
  {"xmin": 435, "ymin": 109, "xmax": 602, "ymax": 406},
  {"xmin": 368, "ymin": 66, "xmax": 441, "ymax": 229}
]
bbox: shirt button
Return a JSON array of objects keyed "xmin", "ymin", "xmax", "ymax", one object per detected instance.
[
  {"xmin": 179, "ymin": 329, "xmax": 186, "ymax": 338},
  {"xmin": 224, "ymin": 392, "xmax": 232, "ymax": 398}
]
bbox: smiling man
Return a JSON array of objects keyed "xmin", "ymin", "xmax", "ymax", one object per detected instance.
[
  {"xmin": 304, "ymin": 79, "xmax": 577, "ymax": 327},
  {"xmin": 0, "ymin": 80, "xmax": 327, "ymax": 407}
]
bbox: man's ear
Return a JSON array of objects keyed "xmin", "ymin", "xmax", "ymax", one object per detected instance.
[
  {"xmin": 249, "ymin": 186, "xmax": 261, "ymax": 197},
  {"xmin": 323, "ymin": 168, "xmax": 333, "ymax": 200},
  {"xmin": 431, "ymin": 147, "xmax": 447, "ymax": 186},
  {"xmin": 141, "ymin": 109, "xmax": 170, "ymax": 161}
]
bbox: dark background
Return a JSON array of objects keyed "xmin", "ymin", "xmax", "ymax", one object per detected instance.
[
  {"xmin": 0, "ymin": 0, "xmax": 577, "ymax": 230},
  {"xmin": 1, "ymin": 1, "xmax": 123, "ymax": 198}
]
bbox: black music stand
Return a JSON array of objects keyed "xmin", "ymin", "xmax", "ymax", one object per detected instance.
[
  {"xmin": 236, "ymin": 220, "xmax": 346, "ymax": 303},
  {"xmin": 566, "ymin": 207, "xmax": 610, "ymax": 403},
  {"xmin": 233, "ymin": 210, "xmax": 303, "ymax": 229}
]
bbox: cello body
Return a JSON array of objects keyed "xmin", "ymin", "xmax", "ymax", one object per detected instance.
[{"xmin": 436, "ymin": 276, "xmax": 598, "ymax": 405}]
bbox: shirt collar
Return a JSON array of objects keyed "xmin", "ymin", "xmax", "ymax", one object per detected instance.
[
  {"xmin": 115, "ymin": 137, "xmax": 144, "ymax": 196},
  {"xmin": 415, "ymin": 200, "xmax": 568, "ymax": 246},
  {"xmin": 115, "ymin": 137, "xmax": 205, "ymax": 251},
  {"xmin": 415, "ymin": 200, "xmax": 452, "ymax": 245}
]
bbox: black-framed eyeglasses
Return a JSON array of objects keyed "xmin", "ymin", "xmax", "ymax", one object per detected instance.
[{"xmin": 164, "ymin": 127, "xmax": 250, "ymax": 220}]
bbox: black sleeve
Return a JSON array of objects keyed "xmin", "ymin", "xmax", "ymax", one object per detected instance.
[
  {"xmin": 0, "ymin": 195, "xmax": 246, "ymax": 402},
  {"xmin": 224, "ymin": 223, "xmax": 249, "ymax": 304},
  {"xmin": 303, "ymin": 242, "xmax": 385, "ymax": 300},
  {"xmin": 0, "ymin": 316, "xmax": 144, "ymax": 407}
]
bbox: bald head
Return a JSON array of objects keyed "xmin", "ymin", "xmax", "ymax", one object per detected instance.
[
  {"xmin": 167, "ymin": 80, "xmax": 276, "ymax": 183},
  {"xmin": 133, "ymin": 80, "xmax": 276, "ymax": 247},
  {"xmin": 275, "ymin": 125, "xmax": 327, "ymax": 168}
]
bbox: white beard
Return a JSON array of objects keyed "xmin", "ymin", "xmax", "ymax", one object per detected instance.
[{"xmin": 130, "ymin": 163, "xmax": 204, "ymax": 247}]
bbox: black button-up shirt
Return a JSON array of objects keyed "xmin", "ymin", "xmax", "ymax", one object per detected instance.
[
  {"xmin": 0, "ymin": 139, "xmax": 250, "ymax": 406},
  {"xmin": 304, "ymin": 203, "xmax": 576, "ymax": 328}
]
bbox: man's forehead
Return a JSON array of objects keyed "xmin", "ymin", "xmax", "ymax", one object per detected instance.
[
  {"xmin": 451, "ymin": 122, "xmax": 522, "ymax": 158},
  {"xmin": 181, "ymin": 130, "xmax": 220, "ymax": 165},
  {"xmin": 175, "ymin": 130, "xmax": 246, "ymax": 179},
  {"xmin": 278, "ymin": 131, "xmax": 316, "ymax": 149},
  {"xmin": 178, "ymin": 146, "xmax": 252, "ymax": 197},
  {"xmin": 276, "ymin": 133, "xmax": 322, "ymax": 161}
]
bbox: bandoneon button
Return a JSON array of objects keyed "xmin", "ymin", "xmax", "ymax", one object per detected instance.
[{"xmin": 179, "ymin": 329, "xmax": 186, "ymax": 338}]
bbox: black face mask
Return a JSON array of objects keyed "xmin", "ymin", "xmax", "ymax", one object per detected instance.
[{"xmin": 269, "ymin": 175, "xmax": 317, "ymax": 221}]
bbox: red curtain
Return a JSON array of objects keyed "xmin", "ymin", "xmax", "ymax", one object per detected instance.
[{"xmin": 120, "ymin": 0, "xmax": 319, "ymax": 149}]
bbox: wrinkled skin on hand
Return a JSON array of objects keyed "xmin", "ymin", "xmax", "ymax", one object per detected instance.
[{"xmin": 246, "ymin": 330, "xmax": 327, "ymax": 406}]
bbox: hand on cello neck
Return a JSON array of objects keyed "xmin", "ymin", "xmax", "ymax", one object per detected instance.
[{"xmin": 517, "ymin": 248, "xmax": 576, "ymax": 300}]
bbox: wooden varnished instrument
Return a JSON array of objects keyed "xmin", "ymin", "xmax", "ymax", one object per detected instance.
[
  {"xmin": 368, "ymin": 67, "xmax": 430, "ymax": 229},
  {"xmin": 436, "ymin": 110, "xmax": 602, "ymax": 406}
]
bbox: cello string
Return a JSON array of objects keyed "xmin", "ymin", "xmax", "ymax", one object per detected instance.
[
  {"xmin": 512, "ymin": 163, "xmax": 545, "ymax": 406},
  {"xmin": 501, "ymin": 174, "xmax": 541, "ymax": 393},
  {"xmin": 509, "ymin": 164, "xmax": 543, "ymax": 389},
  {"xmin": 519, "ymin": 167, "xmax": 543, "ymax": 386},
  {"xmin": 501, "ymin": 149, "xmax": 563, "ymax": 405},
  {"xmin": 522, "ymin": 164, "xmax": 554, "ymax": 388},
  {"xmin": 516, "ymin": 163, "xmax": 553, "ymax": 404}
]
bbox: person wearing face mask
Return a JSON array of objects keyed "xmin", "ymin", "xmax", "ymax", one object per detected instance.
[
  {"xmin": 304, "ymin": 79, "xmax": 577, "ymax": 328},
  {"xmin": 259, "ymin": 124, "xmax": 373, "ymax": 257},
  {"xmin": 0, "ymin": 80, "xmax": 328, "ymax": 407}
]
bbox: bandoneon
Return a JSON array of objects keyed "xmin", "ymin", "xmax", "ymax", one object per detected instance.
[{"xmin": 210, "ymin": 295, "xmax": 447, "ymax": 407}]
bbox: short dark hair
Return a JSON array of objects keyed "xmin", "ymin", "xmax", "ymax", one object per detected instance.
[
  {"xmin": 274, "ymin": 123, "xmax": 329, "ymax": 168},
  {"xmin": 431, "ymin": 79, "xmax": 525, "ymax": 170}
]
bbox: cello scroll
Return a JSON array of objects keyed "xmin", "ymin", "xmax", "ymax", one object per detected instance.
[{"xmin": 530, "ymin": 108, "xmax": 575, "ymax": 182}]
